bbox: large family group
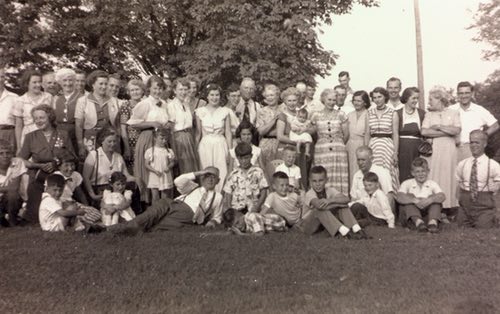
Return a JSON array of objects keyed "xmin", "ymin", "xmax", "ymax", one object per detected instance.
[{"xmin": 0, "ymin": 67, "xmax": 499, "ymax": 238}]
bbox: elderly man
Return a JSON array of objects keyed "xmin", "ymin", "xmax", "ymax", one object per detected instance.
[
  {"xmin": 386, "ymin": 77, "xmax": 404, "ymax": 110},
  {"xmin": 107, "ymin": 167, "xmax": 223, "ymax": 235},
  {"xmin": 234, "ymin": 77, "xmax": 261, "ymax": 125},
  {"xmin": 456, "ymin": 130, "xmax": 500, "ymax": 228},
  {"xmin": 42, "ymin": 72, "xmax": 59, "ymax": 96},
  {"xmin": 0, "ymin": 139, "xmax": 26, "ymax": 226},
  {"xmin": 334, "ymin": 85, "xmax": 354, "ymax": 114},
  {"xmin": 450, "ymin": 81, "xmax": 499, "ymax": 162},
  {"xmin": 0, "ymin": 68, "xmax": 17, "ymax": 151}
]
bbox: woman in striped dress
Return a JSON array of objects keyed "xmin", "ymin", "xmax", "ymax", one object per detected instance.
[
  {"xmin": 311, "ymin": 89, "xmax": 349, "ymax": 194},
  {"xmin": 365, "ymin": 87, "xmax": 400, "ymax": 190}
]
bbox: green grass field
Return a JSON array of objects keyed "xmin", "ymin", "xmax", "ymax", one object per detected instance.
[{"xmin": 1, "ymin": 224, "xmax": 499, "ymax": 314}]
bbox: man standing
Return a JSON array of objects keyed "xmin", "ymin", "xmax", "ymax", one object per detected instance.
[
  {"xmin": 42, "ymin": 72, "xmax": 60, "ymax": 96},
  {"xmin": 74, "ymin": 70, "xmax": 88, "ymax": 96},
  {"xmin": 456, "ymin": 130, "xmax": 500, "ymax": 228},
  {"xmin": 235, "ymin": 77, "xmax": 261, "ymax": 125},
  {"xmin": 386, "ymin": 77, "xmax": 404, "ymax": 110},
  {"xmin": 338, "ymin": 71, "xmax": 353, "ymax": 95},
  {"xmin": 334, "ymin": 85, "xmax": 354, "ymax": 114},
  {"xmin": 0, "ymin": 68, "xmax": 17, "ymax": 151},
  {"xmin": 450, "ymin": 81, "xmax": 499, "ymax": 161}
]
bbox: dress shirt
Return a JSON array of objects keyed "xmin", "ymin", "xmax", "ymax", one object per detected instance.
[
  {"xmin": 456, "ymin": 154, "xmax": 500, "ymax": 192},
  {"xmin": 449, "ymin": 103, "xmax": 497, "ymax": 144},
  {"xmin": 351, "ymin": 165, "xmax": 393, "ymax": 201},
  {"xmin": 234, "ymin": 99, "xmax": 261, "ymax": 125},
  {"xmin": 351, "ymin": 189, "xmax": 395, "ymax": 228}
]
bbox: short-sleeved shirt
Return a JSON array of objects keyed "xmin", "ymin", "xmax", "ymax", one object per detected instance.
[
  {"xmin": 18, "ymin": 129, "xmax": 75, "ymax": 165},
  {"xmin": 274, "ymin": 163, "xmax": 301, "ymax": 187},
  {"xmin": 0, "ymin": 90, "xmax": 18, "ymax": 126},
  {"xmin": 263, "ymin": 191, "xmax": 303, "ymax": 225},
  {"xmin": 449, "ymin": 103, "xmax": 497, "ymax": 144},
  {"xmin": 223, "ymin": 166, "xmax": 268, "ymax": 212},
  {"xmin": 127, "ymin": 95, "xmax": 170, "ymax": 125},
  {"xmin": 53, "ymin": 170, "xmax": 83, "ymax": 202},
  {"xmin": 39, "ymin": 193, "xmax": 66, "ymax": 232},
  {"xmin": 303, "ymin": 187, "xmax": 341, "ymax": 214},
  {"xmin": 102, "ymin": 189, "xmax": 132, "ymax": 205},
  {"xmin": 74, "ymin": 94, "xmax": 119, "ymax": 129},
  {"xmin": 82, "ymin": 147, "xmax": 127, "ymax": 186},
  {"xmin": 351, "ymin": 165, "xmax": 393, "ymax": 201},
  {"xmin": 398, "ymin": 178, "xmax": 443, "ymax": 199},
  {"xmin": 167, "ymin": 97, "xmax": 193, "ymax": 131},
  {"xmin": 230, "ymin": 144, "xmax": 261, "ymax": 167}
]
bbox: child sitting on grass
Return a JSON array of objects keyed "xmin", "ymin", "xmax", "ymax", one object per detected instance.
[
  {"xmin": 396, "ymin": 158, "xmax": 445, "ymax": 233},
  {"xmin": 222, "ymin": 207, "xmax": 287, "ymax": 236},
  {"xmin": 39, "ymin": 174, "xmax": 88, "ymax": 232},
  {"xmin": 100, "ymin": 172, "xmax": 136, "ymax": 227},
  {"xmin": 349, "ymin": 172, "xmax": 395, "ymax": 228},
  {"xmin": 274, "ymin": 145, "xmax": 301, "ymax": 191},
  {"xmin": 289, "ymin": 108, "xmax": 313, "ymax": 157},
  {"xmin": 144, "ymin": 128, "xmax": 175, "ymax": 201}
]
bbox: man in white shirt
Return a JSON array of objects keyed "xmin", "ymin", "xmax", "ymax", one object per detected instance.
[
  {"xmin": 386, "ymin": 77, "xmax": 404, "ymax": 110},
  {"xmin": 456, "ymin": 130, "xmax": 500, "ymax": 228},
  {"xmin": 107, "ymin": 167, "xmax": 223, "ymax": 235},
  {"xmin": 334, "ymin": 85, "xmax": 355, "ymax": 114},
  {"xmin": 450, "ymin": 81, "xmax": 499, "ymax": 162},
  {"xmin": 0, "ymin": 68, "xmax": 17, "ymax": 151},
  {"xmin": 234, "ymin": 77, "xmax": 261, "ymax": 125},
  {"xmin": 338, "ymin": 71, "xmax": 354, "ymax": 95}
]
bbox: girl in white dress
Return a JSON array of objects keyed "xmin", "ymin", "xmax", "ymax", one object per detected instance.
[
  {"xmin": 100, "ymin": 172, "xmax": 136, "ymax": 226},
  {"xmin": 144, "ymin": 128, "xmax": 175, "ymax": 200},
  {"xmin": 195, "ymin": 84, "xmax": 232, "ymax": 192}
]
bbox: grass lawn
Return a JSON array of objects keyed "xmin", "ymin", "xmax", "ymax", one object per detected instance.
[{"xmin": 1, "ymin": 223, "xmax": 499, "ymax": 314}]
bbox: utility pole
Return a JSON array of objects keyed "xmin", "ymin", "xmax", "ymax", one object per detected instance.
[{"xmin": 414, "ymin": 0, "xmax": 425, "ymax": 110}]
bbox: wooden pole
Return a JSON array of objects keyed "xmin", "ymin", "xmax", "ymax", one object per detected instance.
[{"xmin": 414, "ymin": 0, "xmax": 425, "ymax": 109}]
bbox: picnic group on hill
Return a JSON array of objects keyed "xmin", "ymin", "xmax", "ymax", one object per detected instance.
[{"xmin": 1, "ymin": 66, "xmax": 499, "ymax": 238}]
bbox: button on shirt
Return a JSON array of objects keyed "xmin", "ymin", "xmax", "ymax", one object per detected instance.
[
  {"xmin": 167, "ymin": 97, "xmax": 193, "ymax": 131},
  {"xmin": 350, "ymin": 165, "xmax": 393, "ymax": 201},
  {"xmin": 223, "ymin": 166, "xmax": 268, "ymax": 212},
  {"xmin": 456, "ymin": 154, "xmax": 500, "ymax": 192},
  {"xmin": 174, "ymin": 172, "xmax": 223, "ymax": 223},
  {"xmin": 0, "ymin": 90, "xmax": 18, "ymax": 126},
  {"xmin": 449, "ymin": 103, "xmax": 497, "ymax": 144},
  {"xmin": 398, "ymin": 178, "xmax": 443, "ymax": 199},
  {"xmin": 74, "ymin": 94, "xmax": 119, "ymax": 129}
]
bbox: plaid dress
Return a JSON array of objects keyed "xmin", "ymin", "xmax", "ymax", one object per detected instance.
[{"xmin": 311, "ymin": 110, "xmax": 349, "ymax": 194}]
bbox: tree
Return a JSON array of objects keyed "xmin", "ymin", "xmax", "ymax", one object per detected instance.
[
  {"xmin": 470, "ymin": 0, "xmax": 500, "ymax": 61},
  {"xmin": 0, "ymin": 0, "xmax": 378, "ymax": 89}
]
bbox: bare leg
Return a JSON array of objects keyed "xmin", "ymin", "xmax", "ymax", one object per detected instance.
[{"xmin": 151, "ymin": 188, "xmax": 159, "ymax": 201}]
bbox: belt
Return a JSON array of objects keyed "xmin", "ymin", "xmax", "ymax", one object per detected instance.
[
  {"xmin": 174, "ymin": 128, "xmax": 192, "ymax": 133},
  {"xmin": 0, "ymin": 125, "xmax": 14, "ymax": 130},
  {"xmin": 399, "ymin": 135, "xmax": 420, "ymax": 140},
  {"xmin": 262, "ymin": 135, "xmax": 277, "ymax": 139},
  {"xmin": 371, "ymin": 133, "xmax": 392, "ymax": 138}
]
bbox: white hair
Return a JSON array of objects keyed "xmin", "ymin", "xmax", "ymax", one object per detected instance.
[{"xmin": 55, "ymin": 68, "xmax": 76, "ymax": 84}]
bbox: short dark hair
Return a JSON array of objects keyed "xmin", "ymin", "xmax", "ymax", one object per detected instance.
[
  {"xmin": 352, "ymin": 90, "xmax": 371, "ymax": 109},
  {"xmin": 20, "ymin": 69, "xmax": 42, "ymax": 92},
  {"xmin": 400, "ymin": 87, "xmax": 420, "ymax": 104},
  {"xmin": 109, "ymin": 171, "xmax": 127, "ymax": 184},
  {"xmin": 338, "ymin": 71, "xmax": 350, "ymax": 78},
  {"xmin": 310, "ymin": 165, "xmax": 327, "ymax": 176},
  {"xmin": 411, "ymin": 157, "xmax": 429, "ymax": 170},
  {"xmin": 363, "ymin": 172, "xmax": 379, "ymax": 183},
  {"xmin": 334, "ymin": 85, "xmax": 346, "ymax": 91},
  {"xmin": 386, "ymin": 77, "xmax": 402, "ymax": 87},
  {"xmin": 96, "ymin": 127, "xmax": 117, "ymax": 148},
  {"xmin": 370, "ymin": 87, "xmax": 389, "ymax": 104},
  {"xmin": 273, "ymin": 171, "xmax": 289, "ymax": 181},
  {"xmin": 457, "ymin": 81, "xmax": 474, "ymax": 92},
  {"xmin": 45, "ymin": 174, "xmax": 65, "ymax": 188},
  {"xmin": 297, "ymin": 108, "xmax": 308, "ymax": 116},
  {"xmin": 87, "ymin": 70, "xmax": 109, "ymax": 90},
  {"xmin": 173, "ymin": 77, "xmax": 190, "ymax": 89},
  {"xmin": 146, "ymin": 76, "xmax": 166, "ymax": 91},
  {"xmin": 234, "ymin": 142, "xmax": 252, "ymax": 157},
  {"xmin": 0, "ymin": 139, "xmax": 14, "ymax": 154},
  {"xmin": 108, "ymin": 73, "xmax": 122, "ymax": 81},
  {"xmin": 56, "ymin": 149, "xmax": 77, "ymax": 164}
]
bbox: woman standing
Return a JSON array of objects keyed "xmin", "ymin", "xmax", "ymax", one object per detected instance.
[
  {"xmin": 127, "ymin": 76, "xmax": 170, "ymax": 204},
  {"xmin": 365, "ymin": 87, "xmax": 400, "ymax": 190},
  {"xmin": 167, "ymin": 78, "xmax": 199, "ymax": 175},
  {"xmin": 397, "ymin": 87, "xmax": 425, "ymax": 182},
  {"xmin": 75, "ymin": 70, "xmax": 119, "ymax": 159},
  {"xmin": 256, "ymin": 84, "xmax": 282, "ymax": 169},
  {"xmin": 421, "ymin": 86, "xmax": 461, "ymax": 209},
  {"xmin": 346, "ymin": 90, "xmax": 370, "ymax": 184},
  {"xmin": 18, "ymin": 105, "xmax": 75, "ymax": 222},
  {"xmin": 53, "ymin": 68, "xmax": 82, "ymax": 150},
  {"xmin": 195, "ymin": 84, "xmax": 232, "ymax": 191},
  {"xmin": 186, "ymin": 77, "xmax": 207, "ymax": 113},
  {"xmin": 311, "ymin": 89, "xmax": 349, "ymax": 194},
  {"xmin": 14, "ymin": 70, "xmax": 53, "ymax": 149},
  {"xmin": 119, "ymin": 79, "xmax": 145, "ymax": 170}
]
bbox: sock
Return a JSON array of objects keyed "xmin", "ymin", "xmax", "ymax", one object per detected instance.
[
  {"xmin": 415, "ymin": 218, "xmax": 424, "ymax": 227},
  {"xmin": 338, "ymin": 225, "xmax": 349, "ymax": 236},
  {"xmin": 352, "ymin": 224, "xmax": 361, "ymax": 233},
  {"xmin": 428, "ymin": 219, "xmax": 437, "ymax": 226}
]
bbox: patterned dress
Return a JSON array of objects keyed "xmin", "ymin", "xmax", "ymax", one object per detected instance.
[
  {"xmin": 311, "ymin": 109, "xmax": 349, "ymax": 194},
  {"xmin": 367, "ymin": 106, "xmax": 399, "ymax": 190},
  {"xmin": 256, "ymin": 104, "xmax": 282, "ymax": 168}
]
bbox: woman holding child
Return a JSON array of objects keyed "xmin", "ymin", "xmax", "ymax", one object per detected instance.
[{"xmin": 310, "ymin": 89, "xmax": 349, "ymax": 195}]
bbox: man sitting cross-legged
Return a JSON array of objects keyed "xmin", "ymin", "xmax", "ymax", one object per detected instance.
[{"xmin": 107, "ymin": 167, "xmax": 223, "ymax": 235}]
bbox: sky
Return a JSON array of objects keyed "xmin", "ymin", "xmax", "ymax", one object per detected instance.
[{"xmin": 315, "ymin": 0, "xmax": 498, "ymax": 98}]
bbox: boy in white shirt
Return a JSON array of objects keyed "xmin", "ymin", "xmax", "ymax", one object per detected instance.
[
  {"xmin": 275, "ymin": 146, "xmax": 301, "ymax": 190},
  {"xmin": 350, "ymin": 172, "xmax": 395, "ymax": 228},
  {"xmin": 396, "ymin": 158, "xmax": 445, "ymax": 233}
]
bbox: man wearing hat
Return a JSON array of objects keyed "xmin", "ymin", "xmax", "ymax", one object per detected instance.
[{"xmin": 107, "ymin": 167, "xmax": 223, "ymax": 235}]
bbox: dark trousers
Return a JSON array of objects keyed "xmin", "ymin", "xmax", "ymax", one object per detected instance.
[
  {"xmin": 134, "ymin": 198, "xmax": 194, "ymax": 232},
  {"xmin": 350, "ymin": 203, "xmax": 387, "ymax": 227},
  {"xmin": 399, "ymin": 203, "xmax": 442, "ymax": 226},
  {"xmin": 0, "ymin": 189, "xmax": 22, "ymax": 225},
  {"xmin": 25, "ymin": 179, "xmax": 44, "ymax": 223},
  {"xmin": 458, "ymin": 190, "xmax": 497, "ymax": 228}
]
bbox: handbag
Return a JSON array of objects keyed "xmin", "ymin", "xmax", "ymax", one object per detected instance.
[{"xmin": 418, "ymin": 139, "xmax": 432, "ymax": 157}]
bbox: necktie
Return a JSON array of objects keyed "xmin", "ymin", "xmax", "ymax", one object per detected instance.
[
  {"xmin": 470, "ymin": 158, "xmax": 478, "ymax": 203},
  {"xmin": 194, "ymin": 190, "xmax": 209, "ymax": 224},
  {"xmin": 243, "ymin": 101, "xmax": 250, "ymax": 122}
]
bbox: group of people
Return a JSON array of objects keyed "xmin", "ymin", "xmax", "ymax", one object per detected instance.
[{"xmin": 0, "ymin": 67, "xmax": 499, "ymax": 237}]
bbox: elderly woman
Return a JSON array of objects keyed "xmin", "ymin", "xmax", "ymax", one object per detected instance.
[
  {"xmin": 82, "ymin": 127, "xmax": 137, "ymax": 208},
  {"xmin": 311, "ymin": 89, "xmax": 349, "ymax": 194},
  {"xmin": 53, "ymin": 68, "xmax": 82, "ymax": 150},
  {"xmin": 119, "ymin": 79, "xmax": 145, "ymax": 169},
  {"xmin": 167, "ymin": 78, "xmax": 199, "ymax": 175},
  {"xmin": 256, "ymin": 84, "xmax": 282, "ymax": 171},
  {"xmin": 13, "ymin": 70, "xmax": 53, "ymax": 150},
  {"xmin": 421, "ymin": 86, "xmax": 461, "ymax": 210},
  {"xmin": 18, "ymin": 105, "xmax": 75, "ymax": 223},
  {"xmin": 127, "ymin": 76, "xmax": 170, "ymax": 204},
  {"xmin": 75, "ymin": 70, "xmax": 120, "ymax": 160},
  {"xmin": 397, "ymin": 87, "xmax": 425, "ymax": 182},
  {"xmin": 276, "ymin": 87, "xmax": 315, "ymax": 187},
  {"xmin": 346, "ymin": 90, "xmax": 370, "ymax": 184},
  {"xmin": 195, "ymin": 83, "xmax": 232, "ymax": 192},
  {"xmin": 365, "ymin": 87, "xmax": 400, "ymax": 190}
]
